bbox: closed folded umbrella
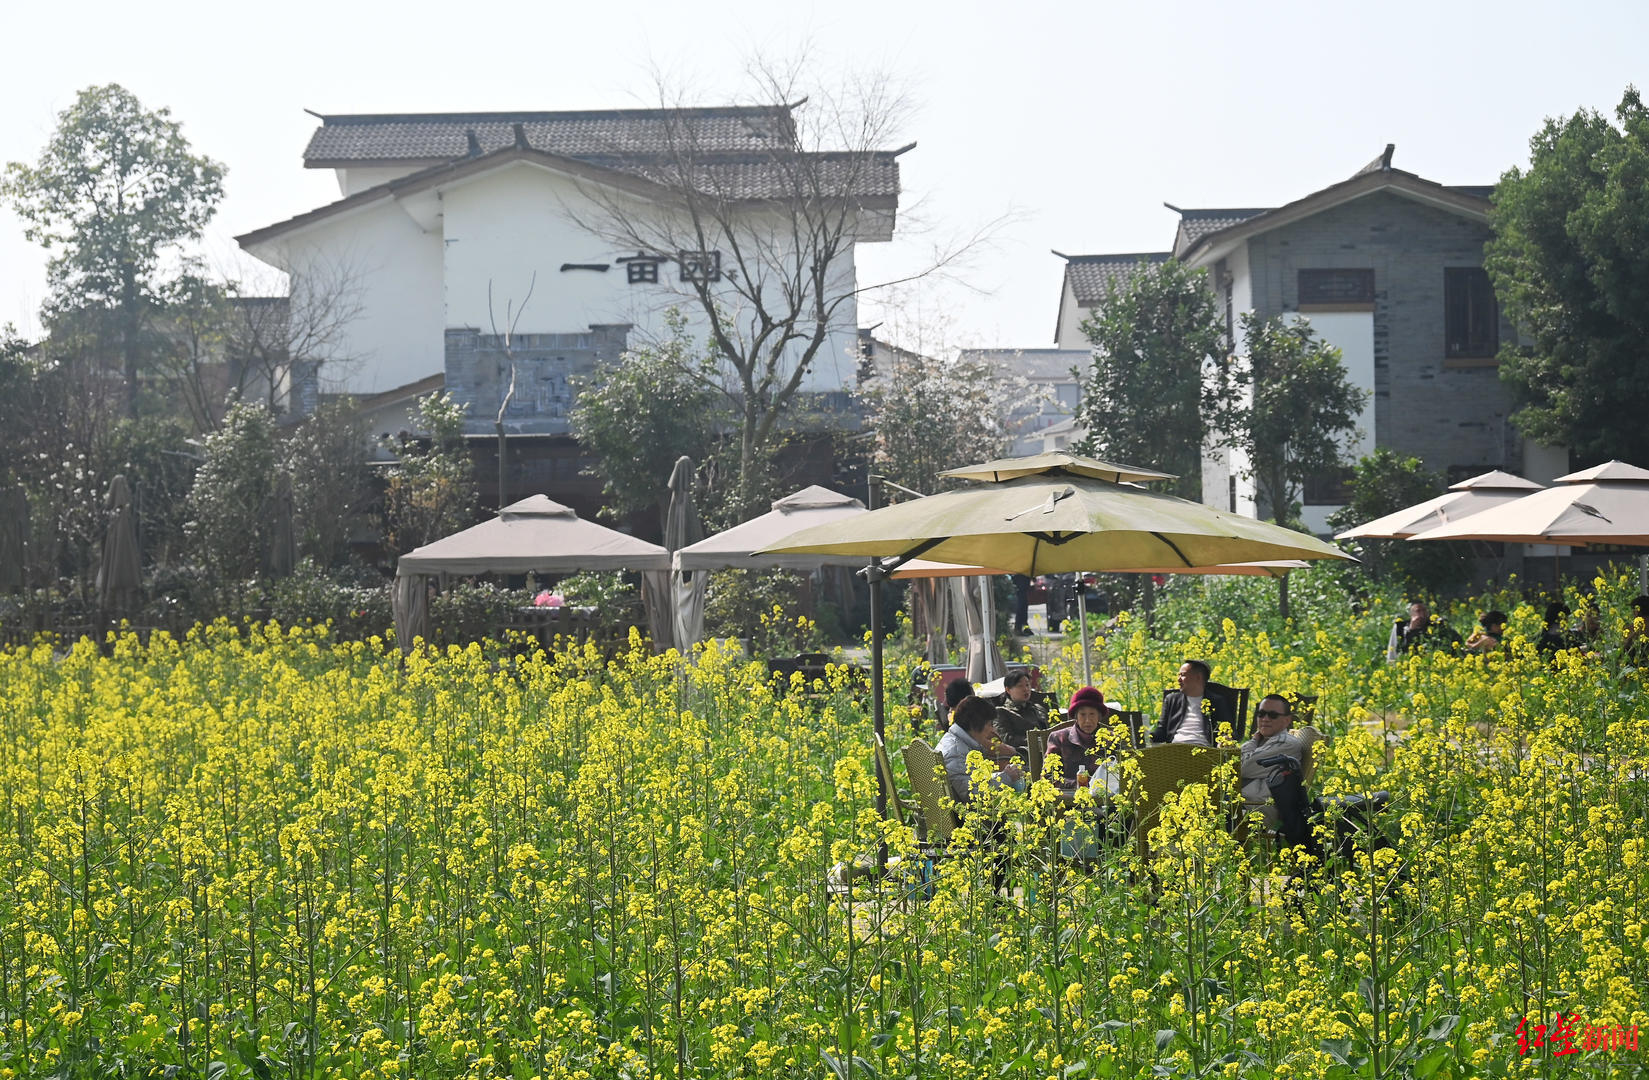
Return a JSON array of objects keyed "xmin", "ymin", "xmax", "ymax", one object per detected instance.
[
  {"xmin": 96, "ymin": 475, "xmax": 142, "ymax": 616},
  {"xmin": 0, "ymin": 484, "xmax": 27, "ymax": 593},
  {"xmin": 1335, "ymin": 470, "xmax": 1544, "ymax": 540}
]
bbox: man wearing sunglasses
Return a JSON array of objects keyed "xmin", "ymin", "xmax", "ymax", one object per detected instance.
[{"xmin": 1239, "ymin": 695, "xmax": 1311, "ymax": 831}]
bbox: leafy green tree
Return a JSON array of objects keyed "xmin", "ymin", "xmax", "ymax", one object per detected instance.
[
  {"xmin": 1073, "ymin": 259, "xmax": 1226, "ymax": 499},
  {"xmin": 858, "ymin": 346, "xmax": 1021, "ymax": 497},
  {"xmin": 1211, "ymin": 314, "xmax": 1369, "ymax": 525},
  {"xmin": 286, "ymin": 399, "xmax": 373, "ymax": 568},
  {"xmin": 1486, "ymin": 86, "xmax": 1649, "ymax": 464},
  {"xmin": 384, "ymin": 393, "xmax": 477, "ymax": 554},
  {"xmin": 1326, "ymin": 449, "xmax": 1468, "ymax": 595},
  {"xmin": 188, "ymin": 402, "xmax": 278, "ymax": 582},
  {"xmin": 570, "ymin": 310, "xmax": 723, "ymax": 528},
  {"xmin": 2, "ymin": 84, "xmax": 225, "ymax": 418}
]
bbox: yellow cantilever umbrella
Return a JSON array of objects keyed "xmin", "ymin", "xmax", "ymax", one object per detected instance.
[{"xmin": 758, "ymin": 453, "xmax": 1354, "ymax": 818}]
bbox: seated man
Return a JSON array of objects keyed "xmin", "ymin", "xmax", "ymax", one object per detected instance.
[
  {"xmin": 1386, "ymin": 600, "xmax": 1461, "ymax": 662},
  {"xmin": 992, "ymin": 669, "xmax": 1050, "ymax": 751},
  {"xmin": 1149, "ymin": 659, "xmax": 1236, "ymax": 747},
  {"xmin": 936, "ymin": 696, "xmax": 1023, "ymax": 805},
  {"xmin": 1239, "ymin": 695, "xmax": 1313, "ymax": 829}
]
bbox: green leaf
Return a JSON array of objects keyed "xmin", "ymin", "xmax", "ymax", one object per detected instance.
[
  {"xmin": 1415, "ymin": 1044, "xmax": 1451, "ymax": 1079},
  {"xmin": 1154, "ymin": 1029, "xmax": 1178, "ymax": 1051},
  {"xmin": 1424, "ymin": 1014, "xmax": 1460, "ymax": 1042},
  {"xmin": 821, "ymin": 1049, "xmax": 848, "ymax": 1080}
]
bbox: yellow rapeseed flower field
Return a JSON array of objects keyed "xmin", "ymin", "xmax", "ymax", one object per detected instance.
[{"xmin": 0, "ymin": 570, "xmax": 1645, "ymax": 1079}]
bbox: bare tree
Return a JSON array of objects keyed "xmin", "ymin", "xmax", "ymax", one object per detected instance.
[
  {"xmin": 488, "ymin": 273, "xmax": 536, "ymax": 509},
  {"xmin": 222, "ymin": 253, "xmax": 366, "ymax": 416},
  {"xmin": 568, "ymin": 59, "xmax": 992, "ymax": 516}
]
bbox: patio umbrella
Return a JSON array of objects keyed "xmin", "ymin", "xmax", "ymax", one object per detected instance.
[
  {"xmin": 266, "ymin": 473, "xmax": 297, "ymax": 578},
  {"xmin": 96, "ymin": 475, "xmax": 142, "ymax": 617},
  {"xmin": 1335, "ymin": 470, "xmax": 1544, "ymax": 540},
  {"xmin": 663, "ymin": 457, "xmax": 704, "ymax": 653},
  {"xmin": 0, "ymin": 484, "xmax": 27, "ymax": 593},
  {"xmin": 1407, "ymin": 461, "xmax": 1649, "ymax": 545},
  {"xmin": 941, "ymin": 451, "xmax": 1176, "ymax": 485},
  {"xmin": 759, "ymin": 455, "xmax": 1353, "ymax": 820},
  {"xmin": 392, "ymin": 572, "xmax": 429, "ymax": 649}
]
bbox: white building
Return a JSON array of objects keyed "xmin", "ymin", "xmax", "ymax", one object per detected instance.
[{"xmin": 237, "ymin": 106, "xmax": 902, "ymax": 434}]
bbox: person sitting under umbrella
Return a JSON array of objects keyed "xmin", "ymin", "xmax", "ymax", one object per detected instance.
[
  {"xmin": 1046, "ymin": 686, "xmax": 1112, "ymax": 791},
  {"xmin": 936, "ymin": 696, "xmax": 1023, "ymax": 805},
  {"xmin": 992, "ymin": 669, "xmax": 1050, "ymax": 752},
  {"xmin": 1150, "ymin": 659, "xmax": 1237, "ymax": 747},
  {"xmin": 1464, "ymin": 610, "xmax": 1509, "ymax": 655}
]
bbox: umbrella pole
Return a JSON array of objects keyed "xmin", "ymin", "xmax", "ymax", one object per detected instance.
[
  {"xmin": 869, "ymin": 562, "xmax": 887, "ymax": 874},
  {"xmin": 1078, "ymin": 585, "xmax": 1091, "ymax": 686}
]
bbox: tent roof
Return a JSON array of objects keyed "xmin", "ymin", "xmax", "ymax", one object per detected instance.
[
  {"xmin": 674, "ymin": 485, "xmax": 870, "ymax": 570},
  {"xmin": 1407, "ymin": 461, "xmax": 1649, "ymax": 546},
  {"xmin": 941, "ymin": 451, "xmax": 1175, "ymax": 485},
  {"xmin": 1335, "ymin": 470, "xmax": 1545, "ymax": 540},
  {"xmin": 398, "ymin": 494, "xmax": 668, "ymax": 575}
]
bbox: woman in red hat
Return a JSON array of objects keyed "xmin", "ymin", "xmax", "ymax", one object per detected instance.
[{"xmin": 1046, "ymin": 686, "xmax": 1110, "ymax": 790}]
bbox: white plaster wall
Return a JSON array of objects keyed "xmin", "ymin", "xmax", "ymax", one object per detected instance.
[
  {"xmin": 1292, "ymin": 309, "xmax": 1373, "ymax": 535},
  {"xmin": 1203, "ymin": 245, "xmax": 1256, "ymax": 516},
  {"xmin": 337, "ymin": 165, "xmax": 435, "ymax": 197},
  {"xmin": 1054, "ymin": 280, "xmax": 1089, "ymax": 349},
  {"xmin": 247, "ymin": 199, "xmax": 446, "ymax": 396},
  {"xmin": 439, "ymin": 162, "xmax": 859, "ymax": 392}
]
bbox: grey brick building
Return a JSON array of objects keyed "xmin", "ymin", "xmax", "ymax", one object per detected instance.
[{"xmin": 1055, "ymin": 146, "xmax": 1567, "ymax": 535}]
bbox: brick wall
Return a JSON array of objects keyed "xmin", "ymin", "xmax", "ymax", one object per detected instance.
[
  {"xmin": 1244, "ymin": 191, "xmax": 1520, "ymax": 478},
  {"xmin": 444, "ymin": 324, "xmax": 633, "ymax": 436}
]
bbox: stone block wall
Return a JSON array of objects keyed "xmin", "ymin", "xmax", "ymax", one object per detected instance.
[{"xmin": 444, "ymin": 323, "xmax": 632, "ymax": 435}]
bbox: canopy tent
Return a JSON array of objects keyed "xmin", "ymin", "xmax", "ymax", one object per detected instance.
[
  {"xmin": 393, "ymin": 495, "xmax": 669, "ymax": 651},
  {"xmin": 1335, "ymin": 470, "xmax": 1544, "ymax": 540},
  {"xmin": 1406, "ymin": 461, "xmax": 1649, "ymax": 546},
  {"xmin": 670, "ymin": 484, "xmax": 1006, "ymax": 664}
]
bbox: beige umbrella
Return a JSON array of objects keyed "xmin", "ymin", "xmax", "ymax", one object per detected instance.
[
  {"xmin": 760, "ymin": 455, "xmax": 1353, "ymax": 774},
  {"xmin": 942, "ymin": 451, "xmax": 1176, "ymax": 484},
  {"xmin": 96, "ymin": 475, "xmax": 142, "ymax": 617},
  {"xmin": 1407, "ymin": 461, "xmax": 1649, "ymax": 546},
  {"xmin": 1335, "ymin": 470, "xmax": 1545, "ymax": 540}
]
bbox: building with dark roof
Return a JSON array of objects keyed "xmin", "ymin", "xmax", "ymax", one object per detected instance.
[
  {"xmin": 236, "ymin": 103, "xmax": 904, "ymax": 441},
  {"xmin": 1049, "ymin": 146, "xmax": 1568, "ymax": 538}
]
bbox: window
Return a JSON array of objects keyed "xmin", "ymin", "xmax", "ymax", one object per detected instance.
[
  {"xmin": 678, "ymin": 250, "xmax": 722, "ymax": 284},
  {"xmin": 1298, "ymin": 268, "xmax": 1375, "ymax": 307},
  {"xmin": 1445, "ymin": 267, "xmax": 1498, "ymax": 359},
  {"xmin": 1303, "ymin": 467, "xmax": 1353, "ymax": 506},
  {"xmin": 1055, "ymin": 383, "xmax": 1080, "ymax": 410}
]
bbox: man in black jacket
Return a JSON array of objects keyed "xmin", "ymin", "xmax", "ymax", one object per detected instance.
[{"xmin": 1150, "ymin": 659, "xmax": 1237, "ymax": 747}]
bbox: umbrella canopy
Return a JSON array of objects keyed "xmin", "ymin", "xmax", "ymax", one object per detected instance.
[
  {"xmin": 758, "ymin": 472, "xmax": 1351, "ymax": 573},
  {"xmin": 1335, "ymin": 470, "xmax": 1545, "ymax": 540},
  {"xmin": 674, "ymin": 485, "xmax": 869, "ymax": 571},
  {"xmin": 1407, "ymin": 461, "xmax": 1649, "ymax": 546},
  {"xmin": 1108, "ymin": 560, "xmax": 1309, "ymax": 577},
  {"xmin": 941, "ymin": 451, "xmax": 1176, "ymax": 485},
  {"xmin": 397, "ymin": 494, "xmax": 669, "ymax": 575},
  {"xmin": 96, "ymin": 475, "xmax": 142, "ymax": 613}
]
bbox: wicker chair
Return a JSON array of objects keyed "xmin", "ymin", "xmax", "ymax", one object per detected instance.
[
  {"xmin": 901, "ymin": 738, "xmax": 959, "ymax": 847},
  {"xmin": 1128, "ymin": 743, "xmax": 1236, "ymax": 862},
  {"xmin": 874, "ymin": 732, "xmax": 910, "ymax": 826}
]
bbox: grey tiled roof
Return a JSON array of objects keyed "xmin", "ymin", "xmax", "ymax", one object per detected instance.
[
  {"xmin": 1173, "ymin": 208, "xmax": 1270, "ymax": 254},
  {"xmin": 1062, "ymin": 253, "xmax": 1171, "ymax": 304},
  {"xmin": 298, "ymin": 106, "xmax": 899, "ymax": 202},
  {"xmin": 303, "ymin": 107, "xmax": 795, "ymax": 164}
]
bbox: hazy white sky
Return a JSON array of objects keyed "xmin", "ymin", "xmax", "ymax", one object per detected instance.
[{"xmin": 2, "ymin": 0, "xmax": 1645, "ymax": 351}]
